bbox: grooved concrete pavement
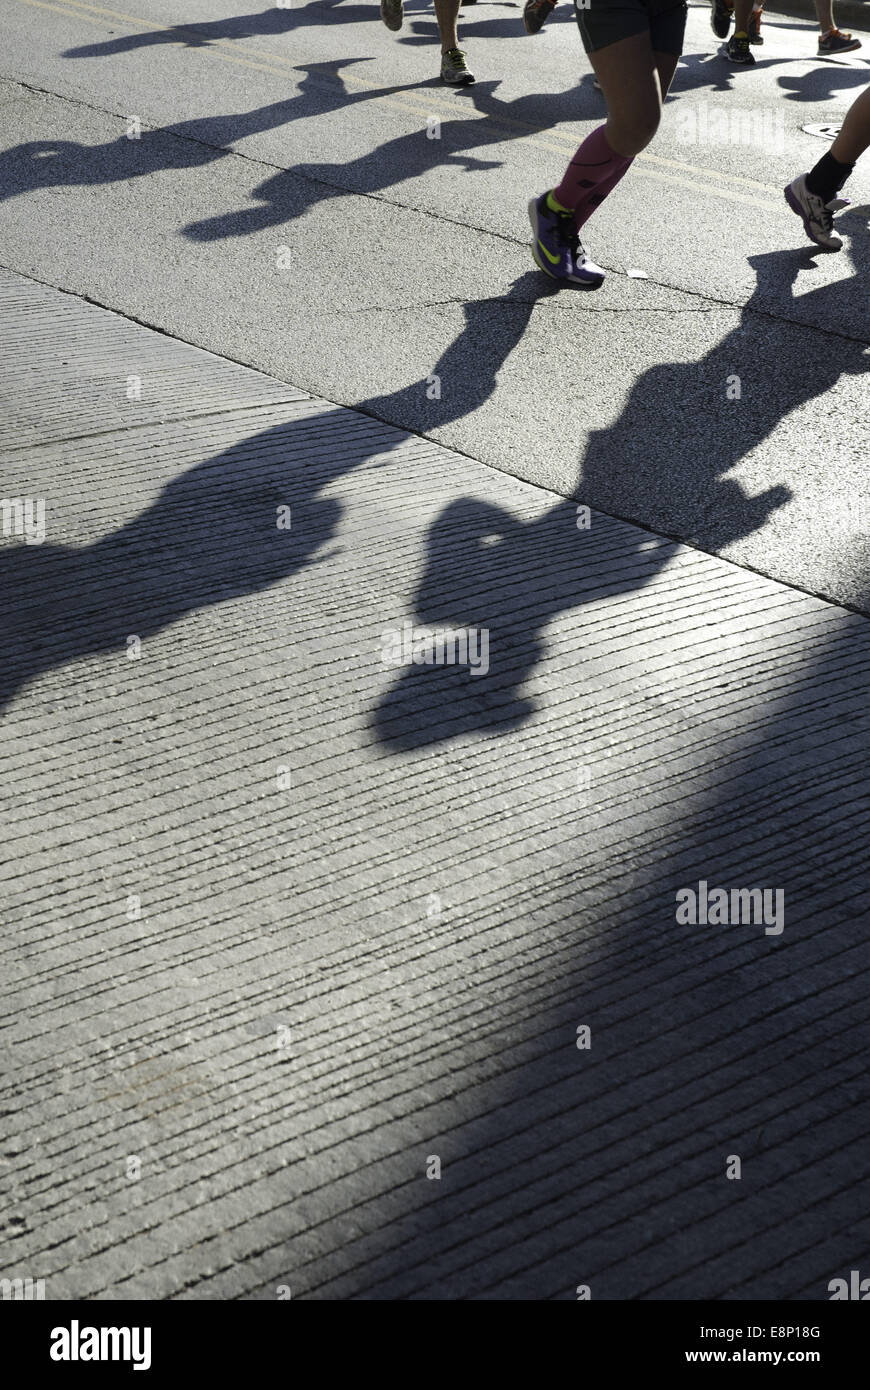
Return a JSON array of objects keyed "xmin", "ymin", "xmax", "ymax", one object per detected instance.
[{"xmin": 2, "ymin": 269, "xmax": 869, "ymax": 1300}]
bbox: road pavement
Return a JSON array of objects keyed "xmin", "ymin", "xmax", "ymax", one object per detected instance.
[
  {"xmin": 2, "ymin": 0, "xmax": 869, "ymax": 605},
  {"xmin": 1, "ymin": 0, "xmax": 870, "ymax": 1302}
]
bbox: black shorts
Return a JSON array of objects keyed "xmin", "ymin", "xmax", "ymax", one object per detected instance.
[{"xmin": 574, "ymin": 0, "xmax": 687, "ymax": 55}]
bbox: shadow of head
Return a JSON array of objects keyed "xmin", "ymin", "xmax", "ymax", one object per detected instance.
[
  {"xmin": 370, "ymin": 461, "xmax": 793, "ymax": 750},
  {"xmin": 0, "ymin": 413, "xmax": 355, "ymax": 713},
  {"xmin": 372, "ymin": 495, "xmax": 668, "ymax": 750}
]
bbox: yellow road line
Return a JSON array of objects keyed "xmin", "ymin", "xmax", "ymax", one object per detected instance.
[
  {"xmin": 11, "ymin": 0, "xmax": 783, "ymax": 207},
  {"xmin": 14, "ymin": 0, "xmax": 336, "ymax": 81}
]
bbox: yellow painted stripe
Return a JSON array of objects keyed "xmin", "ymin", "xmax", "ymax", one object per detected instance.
[
  {"xmin": 14, "ymin": 0, "xmax": 337, "ymax": 80},
  {"xmin": 11, "ymin": 0, "xmax": 782, "ymax": 206}
]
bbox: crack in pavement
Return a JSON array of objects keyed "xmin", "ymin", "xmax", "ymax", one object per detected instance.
[
  {"xmin": 322, "ymin": 298, "xmax": 718, "ymax": 315},
  {"xmin": 4, "ymin": 74, "xmax": 869, "ymax": 347}
]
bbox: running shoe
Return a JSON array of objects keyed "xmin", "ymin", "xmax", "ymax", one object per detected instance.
[
  {"xmin": 725, "ymin": 31, "xmax": 756, "ymax": 62},
  {"xmin": 710, "ymin": 0, "xmax": 734, "ymax": 38},
  {"xmin": 441, "ymin": 47, "xmax": 475, "ymax": 84},
  {"xmin": 523, "ymin": 0, "xmax": 556, "ymax": 33},
  {"xmin": 818, "ymin": 28, "xmax": 861, "ymax": 54},
  {"xmin": 747, "ymin": 6, "xmax": 763, "ymax": 43},
  {"xmin": 784, "ymin": 173, "xmax": 848, "ymax": 250},
  {"xmin": 380, "ymin": 0, "xmax": 403, "ymax": 30},
  {"xmin": 528, "ymin": 193, "xmax": 605, "ymax": 288}
]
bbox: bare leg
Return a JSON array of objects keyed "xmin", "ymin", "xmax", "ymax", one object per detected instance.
[
  {"xmin": 589, "ymin": 31, "xmax": 670, "ymax": 157},
  {"xmin": 733, "ymin": 0, "xmax": 752, "ymax": 30},
  {"xmin": 434, "ymin": 0, "xmax": 461, "ymax": 50},
  {"xmin": 550, "ymin": 31, "xmax": 680, "ymax": 234},
  {"xmin": 654, "ymin": 51, "xmax": 680, "ymax": 100},
  {"xmin": 814, "ymin": 0, "xmax": 834, "ymax": 31},
  {"xmin": 830, "ymin": 83, "xmax": 870, "ymax": 164}
]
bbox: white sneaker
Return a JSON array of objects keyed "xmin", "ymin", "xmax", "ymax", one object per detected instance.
[
  {"xmin": 380, "ymin": 0, "xmax": 403, "ymax": 30},
  {"xmin": 441, "ymin": 47, "xmax": 475, "ymax": 85},
  {"xmin": 784, "ymin": 173, "xmax": 848, "ymax": 251}
]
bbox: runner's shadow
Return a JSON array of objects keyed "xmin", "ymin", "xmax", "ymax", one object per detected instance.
[
  {"xmin": 398, "ymin": 13, "xmax": 574, "ymax": 38},
  {"xmin": 0, "ymin": 62, "xmax": 420, "ymax": 206},
  {"xmin": 357, "ymin": 270, "xmax": 556, "ymax": 433},
  {"xmin": 778, "ymin": 64, "xmax": 870, "ymax": 103},
  {"xmin": 182, "ymin": 78, "xmax": 604, "ymax": 240},
  {"xmin": 373, "ymin": 248, "xmax": 868, "ymax": 748},
  {"xmin": 62, "ymin": 2, "xmax": 380, "ymax": 59},
  {"xmin": 0, "ymin": 425, "xmax": 344, "ymax": 712},
  {"xmin": 0, "ymin": 274, "xmax": 551, "ymax": 714},
  {"xmin": 668, "ymin": 50, "xmax": 791, "ymax": 97},
  {"xmin": 576, "ymin": 242, "xmax": 870, "ymax": 536}
]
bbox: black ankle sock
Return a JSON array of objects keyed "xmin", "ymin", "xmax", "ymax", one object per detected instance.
[{"xmin": 805, "ymin": 150, "xmax": 854, "ymax": 203}]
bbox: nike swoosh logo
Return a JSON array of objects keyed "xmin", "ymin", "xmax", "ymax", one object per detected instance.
[{"xmin": 536, "ymin": 238, "xmax": 559, "ymax": 265}]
